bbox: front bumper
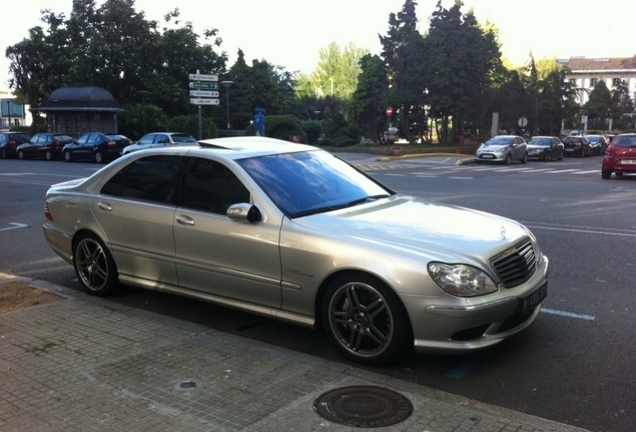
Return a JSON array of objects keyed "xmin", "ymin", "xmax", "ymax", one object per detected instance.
[{"xmin": 404, "ymin": 255, "xmax": 549, "ymax": 354}]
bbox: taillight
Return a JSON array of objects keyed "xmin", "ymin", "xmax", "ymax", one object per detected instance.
[
  {"xmin": 107, "ymin": 141, "xmax": 116, "ymax": 148},
  {"xmin": 44, "ymin": 201, "xmax": 54, "ymax": 221}
]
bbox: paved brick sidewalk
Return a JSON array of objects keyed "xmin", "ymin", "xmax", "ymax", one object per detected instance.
[{"xmin": 0, "ymin": 275, "xmax": 589, "ymax": 432}]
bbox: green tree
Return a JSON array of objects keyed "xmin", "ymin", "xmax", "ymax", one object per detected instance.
[
  {"xmin": 380, "ymin": 0, "xmax": 425, "ymax": 143},
  {"xmin": 584, "ymin": 80, "xmax": 612, "ymax": 126},
  {"xmin": 351, "ymin": 54, "xmax": 389, "ymax": 142}
]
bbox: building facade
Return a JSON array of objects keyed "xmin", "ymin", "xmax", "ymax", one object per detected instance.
[{"xmin": 559, "ymin": 56, "xmax": 636, "ymax": 106}]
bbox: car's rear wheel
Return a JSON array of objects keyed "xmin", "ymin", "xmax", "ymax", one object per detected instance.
[
  {"xmin": 94, "ymin": 150, "xmax": 104, "ymax": 164},
  {"xmin": 601, "ymin": 170, "xmax": 612, "ymax": 179},
  {"xmin": 45, "ymin": 150, "xmax": 53, "ymax": 161},
  {"xmin": 64, "ymin": 150, "xmax": 72, "ymax": 162},
  {"xmin": 0, "ymin": 148, "xmax": 6, "ymax": 159},
  {"xmin": 322, "ymin": 273, "xmax": 412, "ymax": 365},
  {"xmin": 73, "ymin": 233, "xmax": 119, "ymax": 296}
]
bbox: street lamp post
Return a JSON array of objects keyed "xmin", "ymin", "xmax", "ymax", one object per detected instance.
[
  {"xmin": 221, "ymin": 81, "xmax": 234, "ymax": 130},
  {"xmin": 7, "ymin": 100, "xmax": 12, "ymax": 131},
  {"xmin": 136, "ymin": 90, "xmax": 150, "ymax": 135}
]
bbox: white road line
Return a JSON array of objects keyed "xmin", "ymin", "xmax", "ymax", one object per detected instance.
[
  {"xmin": 0, "ymin": 223, "xmax": 29, "ymax": 232},
  {"xmin": 572, "ymin": 170, "xmax": 600, "ymax": 174},
  {"xmin": 448, "ymin": 176, "xmax": 474, "ymax": 180},
  {"xmin": 541, "ymin": 308, "xmax": 595, "ymax": 321},
  {"xmin": 544, "ymin": 169, "xmax": 580, "ymax": 174}
]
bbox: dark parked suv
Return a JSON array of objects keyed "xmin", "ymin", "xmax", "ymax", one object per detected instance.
[
  {"xmin": 0, "ymin": 132, "xmax": 31, "ymax": 158},
  {"xmin": 562, "ymin": 136, "xmax": 592, "ymax": 157},
  {"xmin": 16, "ymin": 133, "xmax": 75, "ymax": 160},
  {"xmin": 63, "ymin": 132, "xmax": 133, "ymax": 163}
]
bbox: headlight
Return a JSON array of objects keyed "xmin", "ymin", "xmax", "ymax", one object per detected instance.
[
  {"xmin": 428, "ymin": 263, "xmax": 497, "ymax": 297},
  {"xmin": 494, "ymin": 147, "xmax": 507, "ymax": 153}
]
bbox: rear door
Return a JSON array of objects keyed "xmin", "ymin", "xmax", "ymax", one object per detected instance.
[{"xmin": 92, "ymin": 155, "xmax": 184, "ymax": 286}]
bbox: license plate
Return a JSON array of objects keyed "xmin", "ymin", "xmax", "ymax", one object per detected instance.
[
  {"xmin": 519, "ymin": 282, "xmax": 547, "ymax": 315},
  {"xmin": 621, "ymin": 159, "xmax": 636, "ymax": 164},
  {"xmin": 482, "ymin": 154, "xmax": 494, "ymax": 159},
  {"xmin": 565, "ymin": 149, "xmax": 574, "ymax": 152}
]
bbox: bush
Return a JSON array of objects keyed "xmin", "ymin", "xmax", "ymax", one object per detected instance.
[
  {"xmin": 245, "ymin": 115, "xmax": 307, "ymax": 143},
  {"xmin": 300, "ymin": 120, "xmax": 322, "ymax": 144}
]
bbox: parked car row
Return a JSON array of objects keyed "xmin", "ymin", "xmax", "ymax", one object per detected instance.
[
  {"xmin": 475, "ymin": 133, "xmax": 611, "ymax": 164},
  {"xmin": 0, "ymin": 131, "xmax": 197, "ymax": 163}
]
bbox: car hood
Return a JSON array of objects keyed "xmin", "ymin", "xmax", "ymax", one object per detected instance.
[
  {"xmin": 478, "ymin": 144, "xmax": 509, "ymax": 151},
  {"xmin": 295, "ymin": 195, "xmax": 529, "ymax": 264}
]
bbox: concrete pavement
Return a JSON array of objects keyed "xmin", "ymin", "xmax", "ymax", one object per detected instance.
[{"xmin": 0, "ymin": 273, "xmax": 590, "ymax": 432}]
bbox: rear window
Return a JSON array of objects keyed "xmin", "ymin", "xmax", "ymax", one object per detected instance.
[
  {"xmin": 171, "ymin": 134, "xmax": 197, "ymax": 143},
  {"xmin": 612, "ymin": 136, "xmax": 636, "ymax": 147},
  {"xmin": 55, "ymin": 135, "xmax": 74, "ymax": 141},
  {"xmin": 562, "ymin": 137, "xmax": 580, "ymax": 143}
]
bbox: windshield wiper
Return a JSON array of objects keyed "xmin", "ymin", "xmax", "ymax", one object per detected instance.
[{"xmin": 292, "ymin": 194, "xmax": 391, "ymax": 218}]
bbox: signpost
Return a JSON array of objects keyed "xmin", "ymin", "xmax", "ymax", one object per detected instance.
[{"xmin": 189, "ymin": 70, "xmax": 220, "ymax": 139}]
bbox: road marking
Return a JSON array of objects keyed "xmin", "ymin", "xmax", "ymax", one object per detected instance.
[
  {"xmin": 0, "ymin": 222, "xmax": 29, "ymax": 232},
  {"xmin": 448, "ymin": 176, "xmax": 474, "ymax": 180},
  {"xmin": 572, "ymin": 170, "xmax": 600, "ymax": 174},
  {"xmin": 544, "ymin": 169, "xmax": 579, "ymax": 174},
  {"xmin": 541, "ymin": 308, "xmax": 595, "ymax": 321},
  {"xmin": 525, "ymin": 224, "xmax": 636, "ymax": 238}
]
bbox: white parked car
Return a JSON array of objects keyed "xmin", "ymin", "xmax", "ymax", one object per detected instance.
[{"xmin": 122, "ymin": 132, "xmax": 197, "ymax": 155}]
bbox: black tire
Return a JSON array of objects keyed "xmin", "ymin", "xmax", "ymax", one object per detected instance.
[
  {"xmin": 544, "ymin": 152, "xmax": 551, "ymax": 162},
  {"xmin": 94, "ymin": 150, "xmax": 104, "ymax": 164},
  {"xmin": 73, "ymin": 233, "xmax": 119, "ymax": 296},
  {"xmin": 18, "ymin": 150, "xmax": 26, "ymax": 160},
  {"xmin": 0, "ymin": 148, "xmax": 6, "ymax": 159},
  {"xmin": 521, "ymin": 153, "xmax": 528, "ymax": 164},
  {"xmin": 322, "ymin": 273, "xmax": 412, "ymax": 365},
  {"xmin": 601, "ymin": 170, "xmax": 612, "ymax": 180},
  {"xmin": 64, "ymin": 150, "xmax": 72, "ymax": 162},
  {"xmin": 504, "ymin": 154, "xmax": 511, "ymax": 165},
  {"xmin": 45, "ymin": 150, "xmax": 53, "ymax": 161}
]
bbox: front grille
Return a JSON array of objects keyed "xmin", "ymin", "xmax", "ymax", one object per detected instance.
[{"xmin": 491, "ymin": 238, "xmax": 537, "ymax": 288}]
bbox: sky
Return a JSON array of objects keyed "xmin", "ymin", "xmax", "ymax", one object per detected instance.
[{"xmin": 1, "ymin": 0, "xmax": 635, "ymax": 90}]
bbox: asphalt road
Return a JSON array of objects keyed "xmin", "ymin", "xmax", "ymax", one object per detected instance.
[{"xmin": 1, "ymin": 153, "xmax": 634, "ymax": 432}]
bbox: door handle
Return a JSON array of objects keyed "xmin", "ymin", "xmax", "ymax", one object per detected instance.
[
  {"xmin": 175, "ymin": 215, "xmax": 195, "ymax": 226},
  {"xmin": 97, "ymin": 202, "xmax": 112, "ymax": 211}
]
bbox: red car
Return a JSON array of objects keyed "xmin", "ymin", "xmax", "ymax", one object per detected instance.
[{"xmin": 601, "ymin": 133, "xmax": 636, "ymax": 179}]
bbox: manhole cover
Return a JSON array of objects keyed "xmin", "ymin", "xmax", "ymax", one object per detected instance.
[{"xmin": 313, "ymin": 386, "xmax": 412, "ymax": 428}]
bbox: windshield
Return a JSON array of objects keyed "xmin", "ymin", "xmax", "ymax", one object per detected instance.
[
  {"xmin": 528, "ymin": 138, "xmax": 551, "ymax": 146},
  {"xmin": 238, "ymin": 150, "xmax": 393, "ymax": 218}
]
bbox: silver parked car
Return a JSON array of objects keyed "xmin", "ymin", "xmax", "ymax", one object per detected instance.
[
  {"xmin": 475, "ymin": 135, "xmax": 528, "ymax": 164},
  {"xmin": 43, "ymin": 137, "xmax": 549, "ymax": 365},
  {"xmin": 122, "ymin": 132, "xmax": 197, "ymax": 155}
]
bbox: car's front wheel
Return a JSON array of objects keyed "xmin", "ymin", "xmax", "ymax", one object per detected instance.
[
  {"xmin": 64, "ymin": 150, "xmax": 72, "ymax": 162},
  {"xmin": 521, "ymin": 153, "xmax": 528, "ymax": 164},
  {"xmin": 73, "ymin": 233, "xmax": 119, "ymax": 296},
  {"xmin": 544, "ymin": 152, "xmax": 551, "ymax": 162},
  {"xmin": 322, "ymin": 273, "xmax": 412, "ymax": 365},
  {"xmin": 18, "ymin": 150, "xmax": 26, "ymax": 160},
  {"xmin": 504, "ymin": 154, "xmax": 512, "ymax": 165}
]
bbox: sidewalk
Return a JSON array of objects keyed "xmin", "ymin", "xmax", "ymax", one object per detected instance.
[{"xmin": 0, "ymin": 274, "xmax": 590, "ymax": 432}]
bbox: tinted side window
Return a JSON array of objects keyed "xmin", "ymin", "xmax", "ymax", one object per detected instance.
[
  {"xmin": 183, "ymin": 157, "xmax": 250, "ymax": 214},
  {"xmin": 101, "ymin": 156, "xmax": 184, "ymax": 204},
  {"xmin": 139, "ymin": 134, "xmax": 155, "ymax": 145}
]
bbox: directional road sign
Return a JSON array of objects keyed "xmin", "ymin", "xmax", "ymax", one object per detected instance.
[
  {"xmin": 189, "ymin": 90, "xmax": 219, "ymax": 98},
  {"xmin": 190, "ymin": 98, "xmax": 220, "ymax": 105},
  {"xmin": 188, "ymin": 73, "xmax": 218, "ymax": 82},
  {"xmin": 189, "ymin": 82, "xmax": 219, "ymax": 90}
]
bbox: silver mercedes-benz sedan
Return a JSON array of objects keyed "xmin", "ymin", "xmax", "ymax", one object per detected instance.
[{"xmin": 43, "ymin": 136, "xmax": 548, "ymax": 365}]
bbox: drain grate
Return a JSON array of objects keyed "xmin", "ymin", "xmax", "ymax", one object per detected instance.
[{"xmin": 313, "ymin": 386, "xmax": 412, "ymax": 428}]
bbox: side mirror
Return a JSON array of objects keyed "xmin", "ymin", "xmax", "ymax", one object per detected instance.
[{"xmin": 227, "ymin": 203, "xmax": 262, "ymax": 223}]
